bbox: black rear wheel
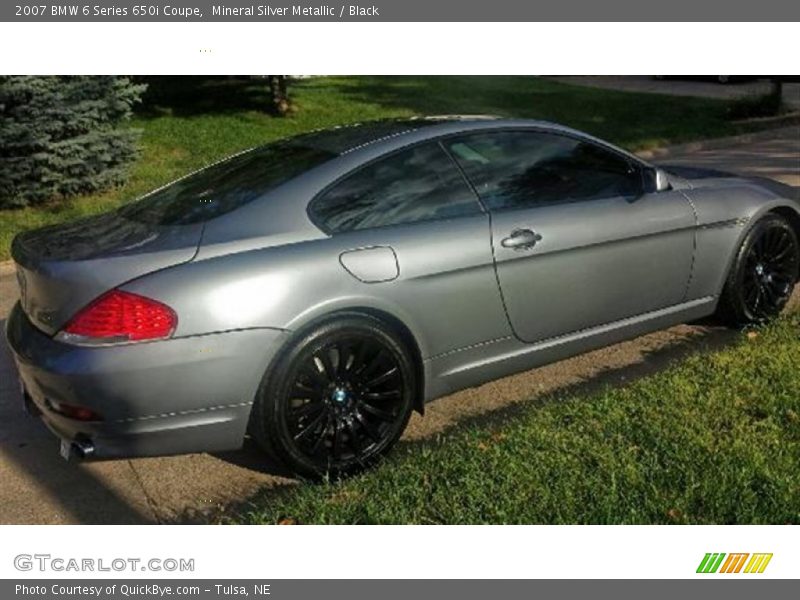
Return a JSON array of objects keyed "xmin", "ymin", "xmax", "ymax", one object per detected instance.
[
  {"xmin": 717, "ymin": 214, "xmax": 799, "ymax": 325},
  {"xmin": 252, "ymin": 314, "xmax": 416, "ymax": 478}
]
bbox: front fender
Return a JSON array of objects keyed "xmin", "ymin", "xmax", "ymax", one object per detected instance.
[{"xmin": 684, "ymin": 182, "xmax": 800, "ymax": 299}]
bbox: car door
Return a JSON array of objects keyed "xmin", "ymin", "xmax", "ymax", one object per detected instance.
[{"xmin": 443, "ymin": 130, "xmax": 696, "ymax": 344}]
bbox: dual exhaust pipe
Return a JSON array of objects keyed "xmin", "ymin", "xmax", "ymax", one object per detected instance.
[
  {"xmin": 71, "ymin": 438, "xmax": 95, "ymax": 459},
  {"xmin": 23, "ymin": 390, "xmax": 97, "ymax": 460},
  {"xmin": 60, "ymin": 437, "xmax": 95, "ymax": 460}
]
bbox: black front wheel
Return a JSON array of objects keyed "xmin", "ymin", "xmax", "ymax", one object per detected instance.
[
  {"xmin": 717, "ymin": 214, "xmax": 799, "ymax": 325},
  {"xmin": 252, "ymin": 314, "xmax": 416, "ymax": 478}
]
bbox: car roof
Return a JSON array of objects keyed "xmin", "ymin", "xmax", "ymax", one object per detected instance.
[
  {"xmin": 289, "ymin": 116, "xmax": 562, "ymax": 154},
  {"xmin": 287, "ymin": 119, "xmax": 441, "ymax": 154},
  {"xmin": 288, "ymin": 117, "xmax": 643, "ymax": 165}
]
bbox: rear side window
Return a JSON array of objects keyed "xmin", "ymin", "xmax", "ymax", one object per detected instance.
[
  {"xmin": 444, "ymin": 131, "xmax": 643, "ymax": 211},
  {"xmin": 120, "ymin": 142, "xmax": 335, "ymax": 225},
  {"xmin": 310, "ymin": 142, "xmax": 482, "ymax": 233}
]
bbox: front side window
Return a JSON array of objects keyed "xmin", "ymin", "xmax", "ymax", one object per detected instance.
[
  {"xmin": 444, "ymin": 131, "xmax": 643, "ymax": 211},
  {"xmin": 310, "ymin": 142, "xmax": 482, "ymax": 233}
]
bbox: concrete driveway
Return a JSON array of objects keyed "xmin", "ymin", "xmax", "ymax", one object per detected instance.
[
  {"xmin": 644, "ymin": 126, "xmax": 800, "ymax": 187},
  {"xmin": 547, "ymin": 76, "xmax": 800, "ymax": 110},
  {"xmin": 1, "ymin": 126, "xmax": 798, "ymax": 524}
]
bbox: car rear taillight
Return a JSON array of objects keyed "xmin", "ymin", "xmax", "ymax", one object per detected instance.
[
  {"xmin": 57, "ymin": 290, "xmax": 177, "ymax": 345},
  {"xmin": 45, "ymin": 398, "xmax": 104, "ymax": 422}
]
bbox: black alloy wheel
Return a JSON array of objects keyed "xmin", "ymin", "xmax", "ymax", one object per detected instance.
[
  {"xmin": 253, "ymin": 314, "xmax": 416, "ymax": 478},
  {"xmin": 718, "ymin": 214, "xmax": 799, "ymax": 325}
]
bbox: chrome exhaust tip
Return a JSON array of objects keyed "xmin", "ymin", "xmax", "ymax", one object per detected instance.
[{"xmin": 70, "ymin": 438, "xmax": 95, "ymax": 459}]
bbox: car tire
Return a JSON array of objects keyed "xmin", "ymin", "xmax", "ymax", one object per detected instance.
[
  {"xmin": 716, "ymin": 214, "xmax": 799, "ymax": 326},
  {"xmin": 251, "ymin": 313, "xmax": 417, "ymax": 479}
]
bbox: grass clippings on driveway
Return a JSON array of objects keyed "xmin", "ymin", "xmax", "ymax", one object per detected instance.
[{"xmin": 238, "ymin": 312, "xmax": 800, "ymax": 524}]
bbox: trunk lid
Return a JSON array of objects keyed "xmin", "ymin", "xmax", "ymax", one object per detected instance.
[{"xmin": 11, "ymin": 211, "xmax": 202, "ymax": 335}]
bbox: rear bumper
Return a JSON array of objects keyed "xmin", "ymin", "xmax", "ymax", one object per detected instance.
[{"xmin": 5, "ymin": 302, "xmax": 288, "ymax": 459}]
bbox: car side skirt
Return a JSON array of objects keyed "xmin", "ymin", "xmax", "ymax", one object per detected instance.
[{"xmin": 423, "ymin": 295, "xmax": 718, "ymax": 401}]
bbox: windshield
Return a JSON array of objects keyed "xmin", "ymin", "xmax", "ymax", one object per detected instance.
[{"xmin": 119, "ymin": 142, "xmax": 335, "ymax": 225}]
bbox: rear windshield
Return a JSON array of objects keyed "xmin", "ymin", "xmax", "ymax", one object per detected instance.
[{"xmin": 119, "ymin": 142, "xmax": 335, "ymax": 225}]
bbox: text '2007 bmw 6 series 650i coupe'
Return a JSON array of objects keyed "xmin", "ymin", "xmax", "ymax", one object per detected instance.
[{"xmin": 6, "ymin": 117, "xmax": 800, "ymax": 477}]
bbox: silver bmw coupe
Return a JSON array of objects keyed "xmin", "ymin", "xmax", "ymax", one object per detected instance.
[{"xmin": 6, "ymin": 118, "xmax": 800, "ymax": 477}]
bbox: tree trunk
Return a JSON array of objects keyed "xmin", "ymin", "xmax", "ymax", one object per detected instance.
[
  {"xmin": 770, "ymin": 77, "xmax": 784, "ymax": 112},
  {"xmin": 268, "ymin": 75, "xmax": 290, "ymax": 116}
]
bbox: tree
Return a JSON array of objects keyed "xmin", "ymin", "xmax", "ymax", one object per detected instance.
[{"xmin": 0, "ymin": 76, "xmax": 146, "ymax": 209}]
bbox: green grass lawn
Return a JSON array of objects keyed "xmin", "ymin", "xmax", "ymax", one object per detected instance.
[
  {"xmin": 237, "ymin": 313, "xmax": 800, "ymax": 524},
  {"xmin": 0, "ymin": 76, "xmax": 768, "ymax": 261}
]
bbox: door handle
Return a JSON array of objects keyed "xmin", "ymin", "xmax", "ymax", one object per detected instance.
[{"xmin": 501, "ymin": 229, "xmax": 542, "ymax": 250}]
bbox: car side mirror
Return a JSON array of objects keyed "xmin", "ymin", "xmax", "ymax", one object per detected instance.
[
  {"xmin": 644, "ymin": 167, "xmax": 671, "ymax": 193},
  {"xmin": 655, "ymin": 168, "xmax": 671, "ymax": 192}
]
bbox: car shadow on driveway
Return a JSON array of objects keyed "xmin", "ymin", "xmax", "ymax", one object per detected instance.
[{"xmin": 0, "ymin": 319, "xmax": 155, "ymax": 524}]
